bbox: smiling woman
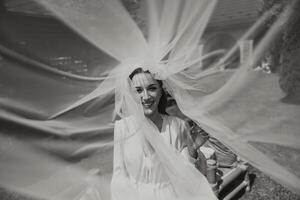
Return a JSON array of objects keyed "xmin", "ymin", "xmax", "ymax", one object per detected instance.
[
  {"xmin": 129, "ymin": 68, "xmax": 168, "ymax": 116},
  {"xmin": 0, "ymin": 0, "xmax": 299, "ymax": 200},
  {"xmin": 108, "ymin": 67, "xmax": 215, "ymax": 200}
]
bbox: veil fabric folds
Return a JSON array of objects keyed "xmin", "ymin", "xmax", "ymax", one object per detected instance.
[{"xmin": 0, "ymin": 0, "xmax": 299, "ymax": 199}]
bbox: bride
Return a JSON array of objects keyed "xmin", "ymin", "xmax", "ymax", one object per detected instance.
[
  {"xmin": 110, "ymin": 67, "xmax": 215, "ymax": 200},
  {"xmin": 0, "ymin": 0, "xmax": 299, "ymax": 199}
]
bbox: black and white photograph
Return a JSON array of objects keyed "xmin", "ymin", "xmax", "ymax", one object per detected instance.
[{"xmin": 0, "ymin": 0, "xmax": 299, "ymax": 199}]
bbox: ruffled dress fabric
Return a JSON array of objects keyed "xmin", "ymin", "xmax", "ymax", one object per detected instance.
[{"xmin": 109, "ymin": 115, "xmax": 198, "ymax": 200}]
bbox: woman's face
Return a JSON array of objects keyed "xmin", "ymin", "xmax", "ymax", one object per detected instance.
[{"xmin": 131, "ymin": 72, "xmax": 162, "ymax": 117}]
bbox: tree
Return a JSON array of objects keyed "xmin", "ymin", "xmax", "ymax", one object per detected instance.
[{"xmin": 260, "ymin": 0, "xmax": 300, "ymax": 103}]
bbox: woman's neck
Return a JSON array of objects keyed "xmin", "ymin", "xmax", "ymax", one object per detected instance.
[{"xmin": 147, "ymin": 111, "xmax": 163, "ymax": 131}]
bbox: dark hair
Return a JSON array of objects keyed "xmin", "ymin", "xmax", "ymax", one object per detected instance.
[{"xmin": 129, "ymin": 68, "xmax": 168, "ymax": 115}]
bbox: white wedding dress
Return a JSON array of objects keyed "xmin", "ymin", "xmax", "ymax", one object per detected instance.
[
  {"xmin": 75, "ymin": 115, "xmax": 214, "ymax": 200},
  {"xmin": 110, "ymin": 115, "xmax": 197, "ymax": 200}
]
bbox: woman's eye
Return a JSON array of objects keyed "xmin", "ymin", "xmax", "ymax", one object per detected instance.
[
  {"xmin": 148, "ymin": 86, "xmax": 157, "ymax": 91},
  {"xmin": 136, "ymin": 88, "xmax": 143, "ymax": 93}
]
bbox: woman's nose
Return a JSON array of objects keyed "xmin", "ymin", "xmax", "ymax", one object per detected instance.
[{"xmin": 141, "ymin": 90, "xmax": 150, "ymax": 99}]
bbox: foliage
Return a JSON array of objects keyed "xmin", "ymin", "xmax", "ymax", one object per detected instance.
[{"xmin": 260, "ymin": 0, "xmax": 300, "ymax": 102}]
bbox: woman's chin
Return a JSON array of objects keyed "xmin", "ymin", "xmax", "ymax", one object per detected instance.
[{"xmin": 143, "ymin": 108, "xmax": 155, "ymax": 116}]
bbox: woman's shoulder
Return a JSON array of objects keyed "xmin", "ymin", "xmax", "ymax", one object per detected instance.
[
  {"xmin": 114, "ymin": 117, "xmax": 133, "ymax": 139},
  {"xmin": 114, "ymin": 115, "xmax": 140, "ymax": 135},
  {"xmin": 164, "ymin": 115, "xmax": 189, "ymax": 147},
  {"xmin": 114, "ymin": 115, "xmax": 136, "ymax": 125},
  {"xmin": 164, "ymin": 115, "xmax": 188, "ymax": 132},
  {"xmin": 164, "ymin": 115, "xmax": 186, "ymax": 125}
]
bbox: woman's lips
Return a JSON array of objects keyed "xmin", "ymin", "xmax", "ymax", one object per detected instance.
[{"xmin": 142, "ymin": 101, "xmax": 154, "ymax": 108}]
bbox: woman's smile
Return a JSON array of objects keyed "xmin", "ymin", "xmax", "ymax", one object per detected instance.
[{"xmin": 142, "ymin": 99, "xmax": 155, "ymax": 108}]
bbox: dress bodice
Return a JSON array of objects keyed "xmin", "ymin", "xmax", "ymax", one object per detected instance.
[{"xmin": 121, "ymin": 115, "xmax": 188, "ymax": 184}]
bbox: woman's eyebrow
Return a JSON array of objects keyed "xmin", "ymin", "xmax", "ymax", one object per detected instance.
[
  {"xmin": 148, "ymin": 83, "xmax": 158, "ymax": 87},
  {"xmin": 134, "ymin": 83, "xmax": 158, "ymax": 89}
]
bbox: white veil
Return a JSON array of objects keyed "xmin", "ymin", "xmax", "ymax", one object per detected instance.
[{"xmin": 0, "ymin": 0, "xmax": 299, "ymax": 199}]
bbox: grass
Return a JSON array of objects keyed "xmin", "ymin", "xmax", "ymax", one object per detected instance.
[{"xmin": 239, "ymin": 166, "xmax": 299, "ymax": 200}]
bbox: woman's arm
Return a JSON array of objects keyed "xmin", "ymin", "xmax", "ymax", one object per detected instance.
[
  {"xmin": 182, "ymin": 144, "xmax": 207, "ymax": 176},
  {"xmin": 180, "ymin": 119, "xmax": 209, "ymax": 175}
]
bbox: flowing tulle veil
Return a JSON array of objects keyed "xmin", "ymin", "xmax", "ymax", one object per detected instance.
[{"xmin": 0, "ymin": 0, "xmax": 299, "ymax": 199}]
